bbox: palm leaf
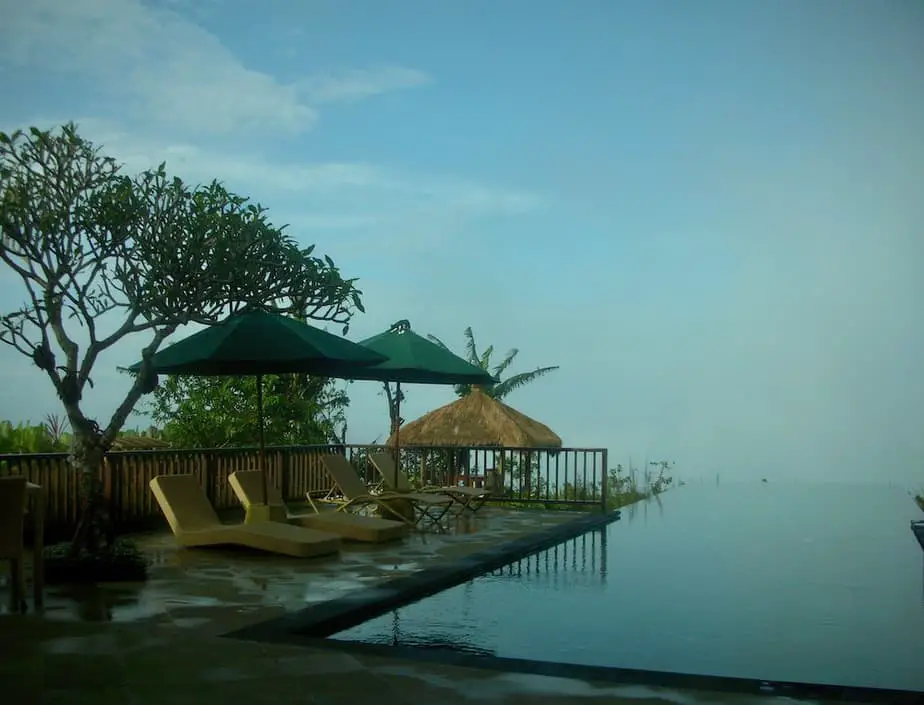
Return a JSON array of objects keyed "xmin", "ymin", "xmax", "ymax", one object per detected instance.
[
  {"xmin": 491, "ymin": 348, "xmax": 519, "ymax": 378},
  {"xmin": 463, "ymin": 326, "xmax": 479, "ymax": 365},
  {"xmin": 491, "ymin": 365, "xmax": 560, "ymax": 400},
  {"xmin": 426, "ymin": 333, "xmax": 451, "ymax": 351},
  {"xmin": 478, "ymin": 345, "xmax": 494, "ymax": 371}
]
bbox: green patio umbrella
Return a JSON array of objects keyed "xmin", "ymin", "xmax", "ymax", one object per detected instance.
[
  {"xmin": 127, "ymin": 309, "xmax": 388, "ymax": 505},
  {"xmin": 347, "ymin": 320, "xmax": 498, "ymax": 487}
]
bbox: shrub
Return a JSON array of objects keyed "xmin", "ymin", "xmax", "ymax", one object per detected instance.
[{"xmin": 43, "ymin": 537, "xmax": 149, "ymax": 584}]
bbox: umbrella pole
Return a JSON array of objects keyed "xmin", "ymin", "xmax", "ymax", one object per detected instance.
[
  {"xmin": 392, "ymin": 381, "xmax": 401, "ymax": 489},
  {"xmin": 257, "ymin": 373, "xmax": 268, "ymax": 505}
]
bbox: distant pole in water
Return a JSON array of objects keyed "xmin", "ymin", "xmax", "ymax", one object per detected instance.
[{"xmin": 716, "ymin": 473, "xmax": 720, "ymax": 486}]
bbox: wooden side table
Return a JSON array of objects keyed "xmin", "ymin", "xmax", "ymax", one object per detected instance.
[{"xmin": 25, "ymin": 482, "xmax": 44, "ymax": 608}]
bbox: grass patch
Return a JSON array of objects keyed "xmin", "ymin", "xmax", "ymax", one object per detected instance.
[{"xmin": 43, "ymin": 537, "xmax": 149, "ymax": 585}]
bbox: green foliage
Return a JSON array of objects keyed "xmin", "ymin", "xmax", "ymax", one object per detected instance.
[
  {"xmin": 43, "ymin": 537, "xmax": 149, "ymax": 584},
  {"xmin": 0, "ymin": 417, "xmax": 71, "ymax": 453},
  {"xmin": 147, "ymin": 374, "xmax": 349, "ymax": 448},
  {"xmin": 0, "ymin": 123, "xmax": 363, "ymax": 454},
  {"xmin": 426, "ymin": 326, "xmax": 559, "ymax": 400}
]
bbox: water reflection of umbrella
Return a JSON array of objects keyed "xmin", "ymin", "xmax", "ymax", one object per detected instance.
[
  {"xmin": 390, "ymin": 610, "xmax": 496, "ymax": 657},
  {"xmin": 346, "ymin": 320, "xmax": 497, "ymax": 488},
  {"xmin": 127, "ymin": 309, "xmax": 386, "ymax": 505}
]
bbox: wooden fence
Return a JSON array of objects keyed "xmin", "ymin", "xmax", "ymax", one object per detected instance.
[{"xmin": 0, "ymin": 443, "xmax": 608, "ymax": 540}]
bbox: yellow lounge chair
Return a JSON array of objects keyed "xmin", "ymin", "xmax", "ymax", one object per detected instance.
[
  {"xmin": 370, "ymin": 452, "xmax": 490, "ymax": 513},
  {"xmin": 149, "ymin": 474, "xmax": 341, "ymax": 559},
  {"xmin": 228, "ymin": 470, "xmax": 408, "ymax": 544},
  {"xmin": 316, "ymin": 454, "xmax": 453, "ymax": 531}
]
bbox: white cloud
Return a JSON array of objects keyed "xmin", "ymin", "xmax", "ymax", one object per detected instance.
[
  {"xmin": 0, "ymin": 0, "xmax": 429, "ymax": 136},
  {"xmin": 2, "ymin": 117, "xmax": 539, "ymax": 239},
  {"xmin": 297, "ymin": 66, "xmax": 432, "ymax": 103}
]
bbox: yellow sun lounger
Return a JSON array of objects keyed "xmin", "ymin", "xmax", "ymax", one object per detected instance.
[
  {"xmin": 316, "ymin": 454, "xmax": 453, "ymax": 531},
  {"xmin": 228, "ymin": 470, "xmax": 408, "ymax": 544},
  {"xmin": 370, "ymin": 452, "xmax": 490, "ymax": 513},
  {"xmin": 149, "ymin": 474, "xmax": 341, "ymax": 559}
]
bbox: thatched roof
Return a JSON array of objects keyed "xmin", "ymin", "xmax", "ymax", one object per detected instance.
[
  {"xmin": 389, "ymin": 387, "xmax": 562, "ymax": 448},
  {"xmin": 111, "ymin": 435, "xmax": 172, "ymax": 451}
]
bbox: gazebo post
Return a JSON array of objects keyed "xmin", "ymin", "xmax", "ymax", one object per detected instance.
[{"xmin": 498, "ymin": 449, "xmax": 505, "ymax": 495}]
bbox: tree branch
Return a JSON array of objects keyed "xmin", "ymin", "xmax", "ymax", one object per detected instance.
[{"xmin": 102, "ymin": 326, "xmax": 175, "ymax": 447}]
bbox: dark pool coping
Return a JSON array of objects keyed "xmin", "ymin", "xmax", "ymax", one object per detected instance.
[
  {"xmin": 225, "ymin": 508, "xmax": 620, "ymax": 642},
  {"xmin": 261, "ymin": 637, "xmax": 924, "ymax": 705}
]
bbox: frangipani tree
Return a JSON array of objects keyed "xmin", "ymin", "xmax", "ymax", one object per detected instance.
[{"xmin": 0, "ymin": 124, "xmax": 362, "ymax": 552}]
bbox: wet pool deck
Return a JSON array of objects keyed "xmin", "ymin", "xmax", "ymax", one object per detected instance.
[
  {"xmin": 27, "ymin": 507, "xmax": 580, "ymax": 631},
  {"xmin": 0, "ymin": 507, "xmax": 870, "ymax": 705}
]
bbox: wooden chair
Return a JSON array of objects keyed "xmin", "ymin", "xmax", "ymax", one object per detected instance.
[{"xmin": 0, "ymin": 476, "xmax": 28, "ymax": 613}]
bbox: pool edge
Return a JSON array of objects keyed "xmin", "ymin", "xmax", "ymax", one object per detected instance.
[
  {"xmin": 224, "ymin": 509, "xmax": 620, "ymax": 642},
  {"xmin": 277, "ymin": 637, "xmax": 924, "ymax": 704}
]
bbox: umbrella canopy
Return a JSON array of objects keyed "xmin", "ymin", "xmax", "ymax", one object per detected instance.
[
  {"xmin": 349, "ymin": 321, "xmax": 497, "ymax": 385},
  {"xmin": 127, "ymin": 310, "xmax": 387, "ymax": 505},
  {"xmin": 128, "ymin": 310, "xmax": 387, "ymax": 378},
  {"xmin": 389, "ymin": 386, "xmax": 562, "ymax": 448},
  {"xmin": 344, "ymin": 320, "xmax": 498, "ymax": 487}
]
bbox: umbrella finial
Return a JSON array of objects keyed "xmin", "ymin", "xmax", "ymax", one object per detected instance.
[{"xmin": 390, "ymin": 319, "xmax": 411, "ymax": 334}]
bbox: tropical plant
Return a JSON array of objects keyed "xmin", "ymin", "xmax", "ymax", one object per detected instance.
[
  {"xmin": 647, "ymin": 460, "xmax": 675, "ymax": 495},
  {"xmin": 0, "ymin": 123, "xmax": 363, "ymax": 554},
  {"xmin": 43, "ymin": 413, "xmax": 70, "ymax": 447},
  {"xmin": 426, "ymin": 326, "xmax": 559, "ymax": 400},
  {"xmin": 147, "ymin": 373, "xmax": 349, "ymax": 449},
  {"xmin": 0, "ymin": 420, "xmax": 68, "ymax": 453}
]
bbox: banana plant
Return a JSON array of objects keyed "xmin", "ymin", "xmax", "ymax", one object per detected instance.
[{"xmin": 426, "ymin": 326, "xmax": 559, "ymax": 400}]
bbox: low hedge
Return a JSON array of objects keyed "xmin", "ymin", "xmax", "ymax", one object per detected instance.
[{"xmin": 43, "ymin": 537, "xmax": 149, "ymax": 584}]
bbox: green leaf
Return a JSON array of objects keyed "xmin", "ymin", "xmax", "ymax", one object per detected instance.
[{"xmin": 426, "ymin": 327, "xmax": 558, "ymax": 400}]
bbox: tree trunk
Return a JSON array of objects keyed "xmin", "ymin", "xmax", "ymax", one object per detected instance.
[{"xmin": 67, "ymin": 423, "xmax": 114, "ymax": 557}]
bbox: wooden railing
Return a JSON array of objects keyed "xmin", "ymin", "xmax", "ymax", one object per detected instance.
[{"xmin": 0, "ymin": 444, "xmax": 608, "ymax": 540}]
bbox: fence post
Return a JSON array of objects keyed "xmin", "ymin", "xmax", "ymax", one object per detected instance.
[
  {"xmin": 601, "ymin": 449, "xmax": 608, "ymax": 512},
  {"xmin": 281, "ymin": 449, "xmax": 291, "ymax": 501},
  {"xmin": 205, "ymin": 453, "xmax": 217, "ymax": 505}
]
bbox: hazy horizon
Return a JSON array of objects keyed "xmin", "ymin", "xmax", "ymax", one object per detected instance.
[{"xmin": 1, "ymin": 1, "xmax": 921, "ymax": 485}]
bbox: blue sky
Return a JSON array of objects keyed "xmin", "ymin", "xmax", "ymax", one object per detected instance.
[{"xmin": 1, "ymin": 0, "xmax": 922, "ymax": 483}]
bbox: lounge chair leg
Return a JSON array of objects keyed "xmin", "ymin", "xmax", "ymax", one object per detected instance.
[{"xmin": 417, "ymin": 503, "xmax": 452, "ymax": 533}]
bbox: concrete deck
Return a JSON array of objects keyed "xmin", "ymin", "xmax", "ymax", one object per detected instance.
[
  {"xmin": 0, "ymin": 507, "xmax": 870, "ymax": 704},
  {"xmin": 6, "ymin": 507, "xmax": 577, "ymax": 632}
]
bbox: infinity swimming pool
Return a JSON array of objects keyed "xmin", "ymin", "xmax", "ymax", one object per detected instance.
[{"xmin": 332, "ymin": 483, "xmax": 924, "ymax": 692}]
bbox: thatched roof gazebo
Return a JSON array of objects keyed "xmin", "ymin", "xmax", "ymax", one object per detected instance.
[
  {"xmin": 387, "ymin": 387, "xmax": 560, "ymax": 492},
  {"xmin": 388, "ymin": 386, "xmax": 561, "ymax": 448},
  {"xmin": 111, "ymin": 435, "xmax": 172, "ymax": 451}
]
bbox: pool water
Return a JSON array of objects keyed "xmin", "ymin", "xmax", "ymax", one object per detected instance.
[{"xmin": 332, "ymin": 483, "xmax": 924, "ymax": 692}]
